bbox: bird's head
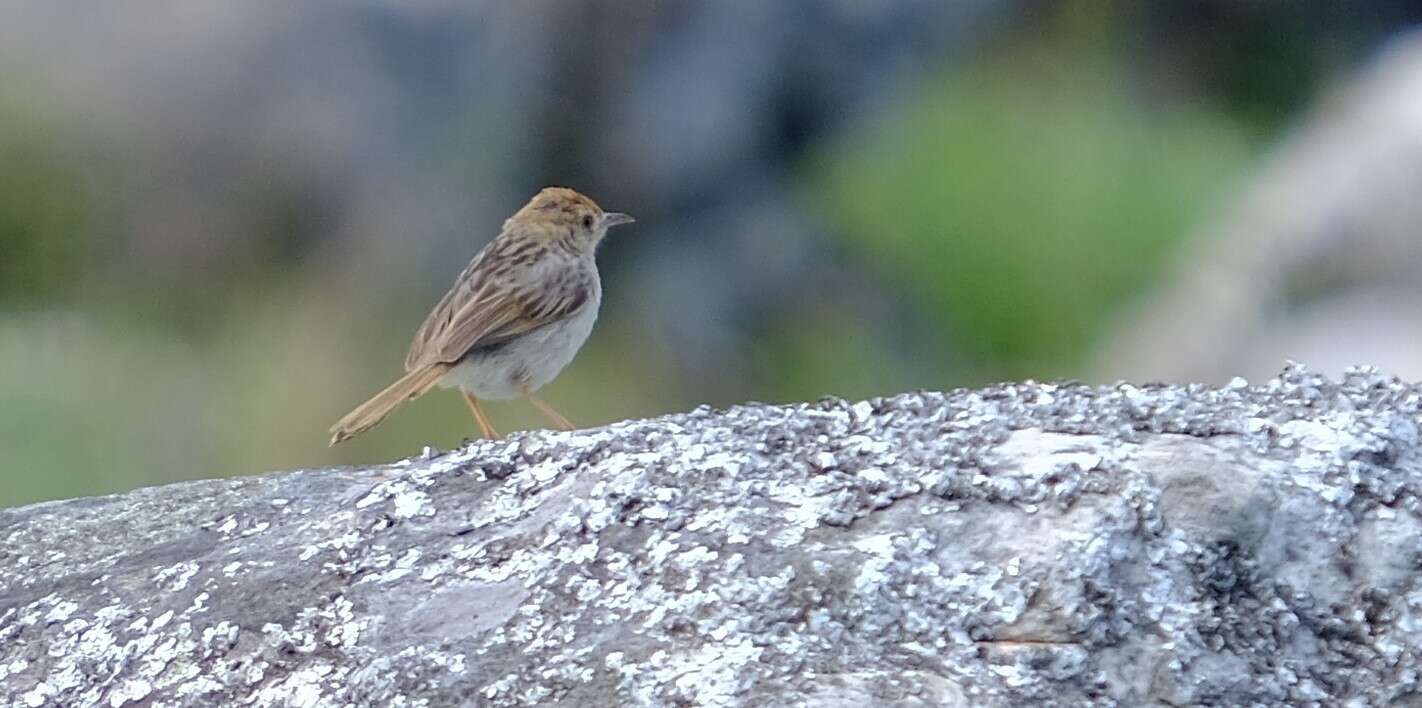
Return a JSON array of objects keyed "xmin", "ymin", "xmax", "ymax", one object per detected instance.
[{"xmin": 505, "ymin": 187, "xmax": 634, "ymax": 253}]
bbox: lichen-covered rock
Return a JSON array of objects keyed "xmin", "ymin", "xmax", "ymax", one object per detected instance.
[{"xmin": 3, "ymin": 364, "xmax": 1422, "ymax": 707}]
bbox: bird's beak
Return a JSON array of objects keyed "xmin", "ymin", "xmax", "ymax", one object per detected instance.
[{"xmin": 601, "ymin": 212, "xmax": 635, "ymax": 228}]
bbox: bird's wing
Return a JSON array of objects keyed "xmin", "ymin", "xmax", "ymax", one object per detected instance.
[{"xmin": 404, "ymin": 243, "xmax": 591, "ymax": 371}]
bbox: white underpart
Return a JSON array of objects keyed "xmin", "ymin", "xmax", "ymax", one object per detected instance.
[{"xmin": 438, "ymin": 267, "xmax": 601, "ymax": 401}]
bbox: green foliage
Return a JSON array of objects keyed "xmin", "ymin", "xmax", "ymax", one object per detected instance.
[
  {"xmin": 0, "ymin": 91, "xmax": 90, "ymax": 303},
  {"xmin": 811, "ymin": 58, "xmax": 1257, "ymax": 382}
]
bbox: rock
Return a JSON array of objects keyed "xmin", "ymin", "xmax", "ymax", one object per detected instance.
[{"xmin": 3, "ymin": 363, "xmax": 1422, "ymax": 706}]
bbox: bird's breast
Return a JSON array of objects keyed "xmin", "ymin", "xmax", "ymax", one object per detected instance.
[{"xmin": 439, "ymin": 281, "xmax": 601, "ymax": 400}]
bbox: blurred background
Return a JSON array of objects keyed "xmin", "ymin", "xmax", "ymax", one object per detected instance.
[{"xmin": 4, "ymin": 1, "xmax": 1422, "ymax": 506}]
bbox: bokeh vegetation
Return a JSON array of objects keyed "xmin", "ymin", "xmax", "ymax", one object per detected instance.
[{"xmin": 810, "ymin": 51, "xmax": 1256, "ymax": 382}]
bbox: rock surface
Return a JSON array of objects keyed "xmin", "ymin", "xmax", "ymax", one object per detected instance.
[{"xmin": 4, "ymin": 364, "xmax": 1422, "ymax": 707}]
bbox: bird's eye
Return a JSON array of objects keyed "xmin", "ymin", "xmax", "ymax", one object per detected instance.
[{"xmin": 582, "ymin": 215, "xmax": 594, "ymax": 229}]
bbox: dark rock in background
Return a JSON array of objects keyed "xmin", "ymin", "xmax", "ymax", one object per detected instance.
[{"xmin": 4, "ymin": 364, "xmax": 1421, "ymax": 706}]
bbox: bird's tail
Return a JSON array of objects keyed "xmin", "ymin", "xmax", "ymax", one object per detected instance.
[{"xmin": 328, "ymin": 363, "xmax": 452, "ymax": 446}]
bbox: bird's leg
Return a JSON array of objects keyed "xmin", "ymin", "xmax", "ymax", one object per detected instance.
[
  {"xmin": 523, "ymin": 390, "xmax": 576, "ymax": 431},
  {"xmin": 462, "ymin": 392, "xmax": 501, "ymax": 439}
]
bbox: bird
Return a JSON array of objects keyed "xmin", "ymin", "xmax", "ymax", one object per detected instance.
[{"xmin": 328, "ymin": 187, "xmax": 634, "ymax": 446}]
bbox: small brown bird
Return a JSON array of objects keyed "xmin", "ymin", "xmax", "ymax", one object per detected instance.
[{"xmin": 328, "ymin": 187, "xmax": 634, "ymax": 445}]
